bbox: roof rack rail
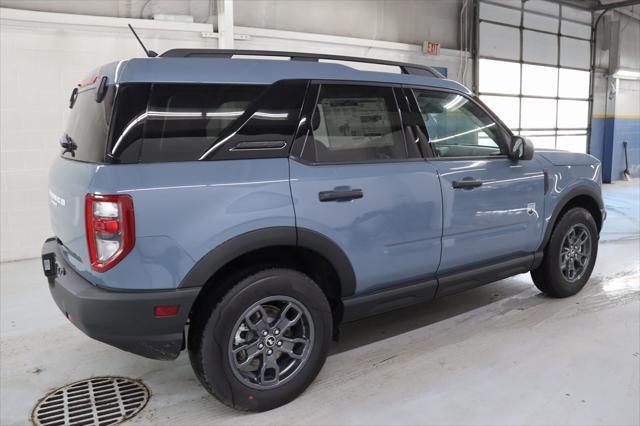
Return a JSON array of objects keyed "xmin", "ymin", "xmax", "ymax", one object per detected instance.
[{"xmin": 159, "ymin": 49, "xmax": 444, "ymax": 78}]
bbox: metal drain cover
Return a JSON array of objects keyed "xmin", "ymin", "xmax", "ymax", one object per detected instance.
[{"xmin": 32, "ymin": 377, "xmax": 149, "ymax": 426}]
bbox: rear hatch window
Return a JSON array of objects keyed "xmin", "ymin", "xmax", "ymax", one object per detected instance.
[{"xmin": 62, "ymin": 84, "xmax": 115, "ymax": 162}]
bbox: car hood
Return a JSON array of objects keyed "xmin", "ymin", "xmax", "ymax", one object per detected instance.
[{"xmin": 535, "ymin": 149, "xmax": 600, "ymax": 166}]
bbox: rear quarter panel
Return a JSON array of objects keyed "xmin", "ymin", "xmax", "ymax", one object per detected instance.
[
  {"xmin": 86, "ymin": 158, "xmax": 294, "ymax": 290},
  {"xmin": 48, "ymin": 158, "xmax": 99, "ymax": 281}
]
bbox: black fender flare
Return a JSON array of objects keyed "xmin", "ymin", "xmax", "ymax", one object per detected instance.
[
  {"xmin": 538, "ymin": 185, "xmax": 604, "ymax": 252},
  {"xmin": 179, "ymin": 226, "xmax": 357, "ymax": 297}
]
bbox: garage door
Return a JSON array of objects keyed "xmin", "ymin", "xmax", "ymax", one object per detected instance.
[{"xmin": 476, "ymin": 0, "xmax": 592, "ymax": 153}]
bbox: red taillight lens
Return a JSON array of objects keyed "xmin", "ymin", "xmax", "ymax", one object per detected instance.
[
  {"xmin": 154, "ymin": 305, "xmax": 180, "ymax": 317},
  {"xmin": 93, "ymin": 217, "xmax": 120, "ymax": 234},
  {"xmin": 85, "ymin": 194, "xmax": 135, "ymax": 272}
]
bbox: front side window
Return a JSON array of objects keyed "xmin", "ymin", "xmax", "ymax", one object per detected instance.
[
  {"xmin": 301, "ymin": 84, "xmax": 407, "ymax": 163},
  {"xmin": 412, "ymin": 89, "xmax": 509, "ymax": 158}
]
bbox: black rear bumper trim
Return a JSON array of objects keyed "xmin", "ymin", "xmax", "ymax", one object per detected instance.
[{"xmin": 42, "ymin": 238, "xmax": 200, "ymax": 360}]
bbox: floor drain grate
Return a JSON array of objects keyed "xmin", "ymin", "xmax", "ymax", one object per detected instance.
[{"xmin": 32, "ymin": 376, "xmax": 149, "ymax": 426}]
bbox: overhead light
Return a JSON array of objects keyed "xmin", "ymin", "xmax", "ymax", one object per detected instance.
[
  {"xmin": 612, "ymin": 69, "xmax": 640, "ymax": 80},
  {"xmin": 153, "ymin": 14, "xmax": 194, "ymax": 23}
]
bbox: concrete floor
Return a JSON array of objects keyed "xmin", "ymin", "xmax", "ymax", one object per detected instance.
[{"xmin": 1, "ymin": 181, "xmax": 639, "ymax": 426}]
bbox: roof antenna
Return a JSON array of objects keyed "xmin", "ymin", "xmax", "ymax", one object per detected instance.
[{"xmin": 128, "ymin": 24, "xmax": 158, "ymax": 58}]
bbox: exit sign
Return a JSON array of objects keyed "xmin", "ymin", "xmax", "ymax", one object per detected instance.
[{"xmin": 423, "ymin": 41, "xmax": 440, "ymax": 55}]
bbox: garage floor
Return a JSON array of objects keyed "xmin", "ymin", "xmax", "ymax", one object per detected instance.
[{"xmin": 2, "ymin": 181, "xmax": 639, "ymax": 426}]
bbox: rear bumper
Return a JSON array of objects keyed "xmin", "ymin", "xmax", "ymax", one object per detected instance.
[{"xmin": 41, "ymin": 238, "xmax": 200, "ymax": 360}]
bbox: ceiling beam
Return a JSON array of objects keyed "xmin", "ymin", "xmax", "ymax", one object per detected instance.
[
  {"xmin": 546, "ymin": 0, "xmax": 601, "ymax": 10},
  {"xmin": 593, "ymin": 0, "xmax": 640, "ymax": 10}
]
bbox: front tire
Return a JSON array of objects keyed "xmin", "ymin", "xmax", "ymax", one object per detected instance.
[
  {"xmin": 531, "ymin": 207, "xmax": 598, "ymax": 298},
  {"xmin": 188, "ymin": 268, "xmax": 332, "ymax": 412}
]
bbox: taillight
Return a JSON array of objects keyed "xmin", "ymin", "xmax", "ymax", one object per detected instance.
[{"xmin": 85, "ymin": 194, "xmax": 135, "ymax": 272}]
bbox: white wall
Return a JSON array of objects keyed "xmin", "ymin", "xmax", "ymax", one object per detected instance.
[
  {"xmin": 0, "ymin": 0, "xmax": 217, "ymax": 23},
  {"xmin": 0, "ymin": 7, "xmax": 470, "ymax": 262},
  {"xmin": 0, "ymin": 10, "xmax": 218, "ymax": 261},
  {"xmin": 234, "ymin": 0, "xmax": 462, "ymax": 48},
  {"xmin": 0, "ymin": 0, "xmax": 464, "ymax": 48},
  {"xmin": 616, "ymin": 14, "xmax": 640, "ymax": 73}
]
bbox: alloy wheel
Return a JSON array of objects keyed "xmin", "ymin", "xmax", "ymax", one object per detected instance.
[
  {"xmin": 559, "ymin": 224, "xmax": 592, "ymax": 283},
  {"xmin": 228, "ymin": 296, "xmax": 314, "ymax": 390}
]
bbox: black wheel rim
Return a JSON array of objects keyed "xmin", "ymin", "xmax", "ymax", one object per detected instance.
[
  {"xmin": 228, "ymin": 296, "xmax": 314, "ymax": 390},
  {"xmin": 559, "ymin": 224, "xmax": 592, "ymax": 283}
]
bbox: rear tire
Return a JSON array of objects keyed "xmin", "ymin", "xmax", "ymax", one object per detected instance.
[
  {"xmin": 188, "ymin": 268, "xmax": 332, "ymax": 412},
  {"xmin": 531, "ymin": 207, "xmax": 598, "ymax": 298}
]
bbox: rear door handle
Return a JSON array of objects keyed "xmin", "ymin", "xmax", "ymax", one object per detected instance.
[
  {"xmin": 319, "ymin": 189, "xmax": 364, "ymax": 202},
  {"xmin": 452, "ymin": 179, "xmax": 483, "ymax": 189}
]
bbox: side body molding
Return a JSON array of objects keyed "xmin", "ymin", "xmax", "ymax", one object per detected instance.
[{"xmin": 178, "ymin": 226, "xmax": 357, "ymax": 297}]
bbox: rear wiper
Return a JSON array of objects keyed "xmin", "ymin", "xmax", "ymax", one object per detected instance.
[{"xmin": 60, "ymin": 134, "xmax": 77, "ymax": 157}]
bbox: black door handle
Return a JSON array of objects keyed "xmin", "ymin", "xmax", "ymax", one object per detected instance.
[
  {"xmin": 452, "ymin": 179, "xmax": 483, "ymax": 189},
  {"xmin": 319, "ymin": 189, "xmax": 364, "ymax": 202}
]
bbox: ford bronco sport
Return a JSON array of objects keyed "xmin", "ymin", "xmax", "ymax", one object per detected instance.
[{"xmin": 42, "ymin": 49, "xmax": 605, "ymax": 411}]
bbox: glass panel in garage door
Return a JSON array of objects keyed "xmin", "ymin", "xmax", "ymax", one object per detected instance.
[
  {"xmin": 479, "ymin": 2, "xmax": 521, "ymax": 25},
  {"xmin": 480, "ymin": 95, "xmax": 520, "ymax": 129},
  {"xmin": 478, "ymin": 59, "xmax": 520, "ymax": 94},
  {"xmin": 561, "ymin": 5, "xmax": 592, "ymax": 24},
  {"xmin": 524, "ymin": 0, "xmax": 559, "ymax": 16},
  {"xmin": 557, "ymin": 100, "xmax": 589, "ymax": 129},
  {"xmin": 523, "ymin": 12, "xmax": 558, "ymax": 33},
  {"xmin": 522, "ymin": 64, "xmax": 558, "ymax": 97},
  {"xmin": 561, "ymin": 21, "xmax": 591, "ymax": 39},
  {"xmin": 479, "ymin": 22, "xmax": 520, "ymax": 61},
  {"xmin": 560, "ymin": 37, "xmax": 591, "ymax": 69},
  {"xmin": 521, "ymin": 98, "xmax": 557, "ymax": 129},
  {"xmin": 556, "ymin": 133, "xmax": 587, "ymax": 153},
  {"xmin": 558, "ymin": 69, "xmax": 590, "ymax": 98},
  {"xmin": 523, "ymin": 30, "xmax": 558, "ymax": 65},
  {"xmin": 520, "ymin": 130, "xmax": 556, "ymax": 149}
]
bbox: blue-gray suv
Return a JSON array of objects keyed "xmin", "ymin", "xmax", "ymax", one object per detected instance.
[{"xmin": 42, "ymin": 50, "xmax": 605, "ymax": 411}]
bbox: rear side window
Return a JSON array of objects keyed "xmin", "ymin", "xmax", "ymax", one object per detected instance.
[
  {"xmin": 108, "ymin": 84, "xmax": 150, "ymax": 163},
  {"xmin": 107, "ymin": 81, "xmax": 307, "ymax": 163},
  {"xmin": 63, "ymin": 86, "xmax": 115, "ymax": 162},
  {"xmin": 141, "ymin": 85, "xmax": 264, "ymax": 162},
  {"xmin": 301, "ymin": 84, "xmax": 407, "ymax": 163}
]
